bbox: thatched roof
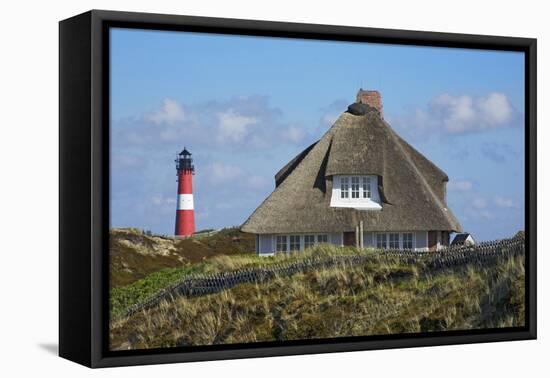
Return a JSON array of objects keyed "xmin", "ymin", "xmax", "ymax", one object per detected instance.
[{"xmin": 241, "ymin": 103, "xmax": 462, "ymax": 234}]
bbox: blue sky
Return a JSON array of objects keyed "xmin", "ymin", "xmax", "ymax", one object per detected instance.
[{"xmin": 110, "ymin": 28, "xmax": 525, "ymax": 241}]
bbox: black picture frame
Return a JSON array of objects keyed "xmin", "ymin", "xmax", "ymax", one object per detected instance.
[{"xmin": 59, "ymin": 9, "xmax": 537, "ymax": 368}]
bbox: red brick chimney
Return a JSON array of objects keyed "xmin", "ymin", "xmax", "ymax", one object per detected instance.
[{"xmin": 356, "ymin": 89, "xmax": 383, "ymax": 117}]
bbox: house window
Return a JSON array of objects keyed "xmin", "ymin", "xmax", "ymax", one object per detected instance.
[
  {"xmin": 389, "ymin": 233, "xmax": 399, "ymax": 249},
  {"xmin": 376, "ymin": 233, "xmax": 387, "ymax": 249},
  {"xmin": 331, "ymin": 175, "xmax": 381, "ymax": 210},
  {"xmin": 304, "ymin": 235, "xmax": 315, "ymax": 249},
  {"xmin": 340, "ymin": 177, "xmax": 349, "ymax": 198},
  {"xmin": 351, "ymin": 177, "xmax": 360, "ymax": 198},
  {"xmin": 402, "ymin": 233, "xmax": 413, "ymax": 249},
  {"xmin": 289, "ymin": 235, "xmax": 301, "ymax": 251},
  {"xmin": 362, "ymin": 177, "xmax": 371, "ymax": 198},
  {"xmin": 317, "ymin": 234, "xmax": 328, "ymax": 244},
  {"xmin": 276, "ymin": 235, "xmax": 287, "ymax": 253}
]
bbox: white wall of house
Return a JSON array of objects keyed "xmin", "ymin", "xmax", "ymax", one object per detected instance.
[
  {"xmin": 257, "ymin": 230, "xmax": 432, "ymax": 255},
  {"xmin": 330, "ymin": 175, "xmax": 382, "ymax": 210}
]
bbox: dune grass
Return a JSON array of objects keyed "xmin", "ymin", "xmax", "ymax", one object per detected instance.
[
  {"xmin": 109, "ymin": 245, "xmax": 525, "ymax": 350},
  {"xmin": 110, "ymin": 243, "xmax": 370, "ymax": 318},
  {"xmin": 109, "ymin": 227, "xmax": 256, "ymax": 287}
]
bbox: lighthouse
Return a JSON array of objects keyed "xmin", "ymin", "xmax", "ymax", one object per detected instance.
[{"xmin": 175, "ymin": 148, "xmax": 196, "ymax": 237}]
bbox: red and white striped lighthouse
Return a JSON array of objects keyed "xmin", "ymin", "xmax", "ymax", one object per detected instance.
[{"xmin": 175, "ymin": 147, "xmax": 195, "ymax": 237}]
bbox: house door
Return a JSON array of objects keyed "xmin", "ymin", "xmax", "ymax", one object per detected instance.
[
  {"xmin": 343, "ymin": 231, "xmax": 356, "ymax": 246},
  {"xmin": 428, "ymin": 231, "xmax": 438, "ymax": 251}
]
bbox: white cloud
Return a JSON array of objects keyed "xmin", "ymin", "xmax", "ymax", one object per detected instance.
[
  {"xmin": 393, "ymin": 92, "xmax": 518, "ymax": 137},
  {"xmin": 206, "ymin": 162, "xmax": 245, "ymax": 184},
  {"xmin": 478, "ymin": 93, "xmax": 513, "ymax": 126},
  {"xmin": 282, "ymin": 125, "xmax": 306, "ymax": 143},
  {"xmin": 217, "ymin": 109, "xmax": 258, "ymax": 142},
  {"xmin": 112, "ymin": 154, "xmax": 144, "ymax": 169},
  {"xmin": 322, "ymin": 112, "xmax": 339, "ymax": 127},
  {"xmin": 430, "ymin": 92, "xmax": 514, "ymax": 134},
  {"xmin": 494, "ymin": 195, "xmax": 518, "ymax": 209},
  {"xmin": 247, "ymin": 175, "xmax": 270, "ymax": 190},
  {"xmin": 151, "ymin": 195, "xmax": 176, "ymax": 206},
  {"xmin": 146, "ymin": 98, "xmax": 185, "ymax": 125},
  {"xmin": 432, "ymin": 94, "xmax": 476, "ymax": 133},
  {"xmin": 115, "ymin": 95, "xmax": 311, "ymax": 152},
  {"xmin": 472, "ymin": 197, "xmax": 487, "ymax": 209},
  {"xmin": 465, "ymin": 206, "xmax": 494, "ymax": 220},
  {"xmin": 150, "ymin": 195, "xmax": 177, "ymax": 215},
  {"xmin": 476, "ymin": 210, "xmax": 494, "ymax": 220},
  {"xmin": 447, "ymin": 180, "xmax": 473, "ymax": 192}
]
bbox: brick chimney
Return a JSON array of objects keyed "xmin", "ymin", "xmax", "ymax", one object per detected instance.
[{"xmin": 356, "ymin": 89, "xmax": 383, "ymax": 117}]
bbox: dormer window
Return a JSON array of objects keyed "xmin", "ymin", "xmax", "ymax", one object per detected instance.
[
  {"xmin": 362, "ymin": 177, "xmax": 371, "ymax": 198},
  {"xmin": 330, "ymin": 175, "xmax": 382, "ymax": 210},
  {"xmin": 351, "ymin": 177, "xmax": 360, "ymax": 198},
  {"xmin": 341, "ymin": 177, "xmax": 349, "ymax": 198}
]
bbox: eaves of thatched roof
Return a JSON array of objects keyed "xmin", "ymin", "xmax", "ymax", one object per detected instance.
[{"xmin": 241, "ymin": 104, "xmax": 462, "ymax": 234}]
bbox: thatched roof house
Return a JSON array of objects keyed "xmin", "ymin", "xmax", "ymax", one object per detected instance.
[{"xmin": 241, "ymin": 89, "xmax": 462, "ymax": 254}]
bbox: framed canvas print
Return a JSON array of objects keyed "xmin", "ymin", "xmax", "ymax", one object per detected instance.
[{"xmin": 59, "ymin": 10, "xmax": 537, "ymax": 368}]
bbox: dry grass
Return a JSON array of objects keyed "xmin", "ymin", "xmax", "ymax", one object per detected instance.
[
  {"xmin": 109, "ymin": 248, "xmax": 525, "ymax": 350},
  {"xmin": 110, "ymin": 242, "xmax": 376, "ymax": 318},
  {"xmin": 110, "ymin": 227, "xmax": 255, "ymax": 287}
]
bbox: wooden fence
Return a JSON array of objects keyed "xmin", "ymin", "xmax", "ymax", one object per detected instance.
[{"xmin": 122, "ymin": 236, "xmax": 525, "ymax": 319}]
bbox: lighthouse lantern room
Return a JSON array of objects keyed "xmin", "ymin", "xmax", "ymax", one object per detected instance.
[{"xmin": 175, "ymin": 147, "xmax": 196, "ymax": 237}]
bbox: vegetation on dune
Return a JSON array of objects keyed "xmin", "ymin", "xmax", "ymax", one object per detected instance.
[
  {"xmin": 110, "ymin": 243, "xmax": 362, "ymax": 319},
  {"xmin": 109, "ymin": 227, "xmax": 255, "ymax": 287},
  {"xmin": 109, "ymin": 243, "xmax": 525, "ymax": 351}
]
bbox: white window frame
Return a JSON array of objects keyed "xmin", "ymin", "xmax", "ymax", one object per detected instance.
[
  {"xmin": 362, "ymin": 176, "xmax": 371, "ymax": 198},
  {"xmin": 273, "ymin": 234, "xmax": 332, "ymax": 253},
  {"xmin": 402, "ymin": 232, "xmax": 414, "ymax": 250},
  {"xmin": 376, "ymin": 233, "xmax": 387, "ymax": 249},
  {"xmin": 389, "ymin": 233, "xmax": 400, "ymax": 249},
  {"xmin": 340, "ymin": 177, "xmax": 349, "ymax": 198},
  {"xmin": 317, "ymin": 234, "xmax": 328, "ymax": 244},
  {"xmin": 276, "ymin": 235, "xmax": 287, "ymax": 253},
  {"xmin": 304, "ymin": 235, "xmax": 315, "ymax": 249},
  {"xmin": 331, "ymin": 175, "xmax": 381, "ymax": 210},
  {"xmin": 289, "ymin": 235, "xmax": 301, "ymax": 252},
  {"xmin": 351, "ymin": 177, "xmax": 360, "ymax": 198}
]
